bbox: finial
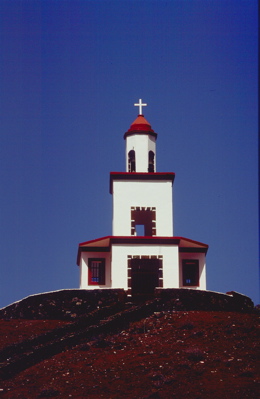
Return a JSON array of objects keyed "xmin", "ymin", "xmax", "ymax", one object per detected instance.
[{"xmin": 134, "ymin": 99, "xmax": 147, "ymax": 115}]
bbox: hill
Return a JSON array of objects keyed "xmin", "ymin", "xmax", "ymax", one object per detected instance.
[{"xmin": 0, "ymin": 290, "xmax": 259, "ymax": 398}]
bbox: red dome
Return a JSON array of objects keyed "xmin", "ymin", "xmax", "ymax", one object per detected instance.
[
  {"xmin": 127, "ymin": 115, "xmax": 154, "ymax": 132},
  {"xmin": 124, "ymin": 115, "xmax": 157, "ymax": 139}
]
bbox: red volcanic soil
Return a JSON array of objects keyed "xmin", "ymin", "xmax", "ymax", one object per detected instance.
[{"xmin": 0, "ymin": 311, "xmax": 259, "ymax": 399}]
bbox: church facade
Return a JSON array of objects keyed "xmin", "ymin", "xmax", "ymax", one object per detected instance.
[{"xmin": 77, "ymin": 100, "xmax": 208, "ymax": 297}]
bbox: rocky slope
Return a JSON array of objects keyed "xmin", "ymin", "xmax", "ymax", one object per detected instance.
[{"xmin": 0, "ymin": 289, "xmax": 258, "ymax": 398}]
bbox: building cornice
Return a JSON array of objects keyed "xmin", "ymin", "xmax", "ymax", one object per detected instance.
[
  {"xmin": 110, "ymin": 172, "xmax": 175, "ymax": 194},
  {"xmin": 77, "ymin": 235, "xmax": 208, "ymax": 264},
  {"xmin": 124, "ymin": 130, "xmax": 158, "ymax": 139}
]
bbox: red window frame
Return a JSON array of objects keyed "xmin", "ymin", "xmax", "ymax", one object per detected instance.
[
  {"xmin": 88, "ymin": 258, "xmax": 105, "ymax": 285},
  {"xmin": 182, "ymin": 259, "xmax": 199, "ymax": 287}
]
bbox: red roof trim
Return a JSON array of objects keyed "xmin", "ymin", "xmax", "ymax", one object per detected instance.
[
  {"xmin": 110, "ymin": 172, "xmax": 175, "ymax": 194},
  {"xmin": 124, "ymin": 130, "xmax": 157, "ymax": 139},
  {"xmin": 78, "ymin": 236, "xmax": 111, "ymax": 247},
  {"xmin": 174, "ymin": 237, "xmax": 209, "ymax": 248},
  {"xmin": 111, "ymin": 236, "xmax": 180, "ymax": 245},
  {"xmin": 79, "ymin": 235, "xmax": 180, "ymax": 248},
  {"xmin": 78, "ymin": 235, "xmax": 208, "ymax": 248},
  {"xmin": 77, "ymin": 235, "xmax": 208, "ymax": 265},
  {"xmin": 179, "ymin": 247, "xmax": 208, "ymax": 254}
]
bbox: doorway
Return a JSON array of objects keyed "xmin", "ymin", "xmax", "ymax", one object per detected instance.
[{"xmin": 130, "ymin": 258, "xmax": 160, "ymax": 299}]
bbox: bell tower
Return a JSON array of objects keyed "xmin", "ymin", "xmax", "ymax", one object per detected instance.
[
  {"xmin": 124, "ymin": 99, "xmax": 157, "ymax": 173},
  {"xmin": 111, "ymin": 99, "xmax": 174, "ymax": 237}
]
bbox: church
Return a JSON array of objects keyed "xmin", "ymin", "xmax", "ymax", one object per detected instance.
[{"xmin": 77, "ymin": 100, "xmax": 208, "ymax": 297}]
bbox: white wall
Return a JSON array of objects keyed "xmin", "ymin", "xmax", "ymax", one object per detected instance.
[
  {"xmin": 112, "ymin": 180, "xmax": 173, "ymax": 236},
  {"xmin": 125, "ymin": 134, "xmax": 156, "ymax": 172},
  {"xmin": 80, "ymin": 251, "xmax": 111, "ymax": 289},
  {"xmin": 111, "ymin": 244, "xmax": 179, "ymax": 290},
  {"xmin": 178, "ymin": 252, "xmax": 207, "ymax": 290},
  {"xmin": 79, "ymin": 246, "xmax": 207, "ymax": 291}
]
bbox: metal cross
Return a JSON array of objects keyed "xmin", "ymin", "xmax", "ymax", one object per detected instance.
[{"xmin": 134, "ymin": 99, "xmax": 147, "ymax": 115}]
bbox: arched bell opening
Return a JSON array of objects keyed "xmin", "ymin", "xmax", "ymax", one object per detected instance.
[
  {"xmin": 148, "ymin": 150, "xmax": 155, "ymax": 173},
  {"xmin": 128, "ymin": 150, "xmax": 136, "ymax": 172}
]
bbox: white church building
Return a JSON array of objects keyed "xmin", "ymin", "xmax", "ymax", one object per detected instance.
[{"xmin": 77, "ymin": 100, "xmax": 208, "ymax": 297}]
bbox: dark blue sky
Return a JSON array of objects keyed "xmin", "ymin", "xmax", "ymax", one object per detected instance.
[{"xmin": 0, "ymin": 0, "xmax": 258, "ymax": 307}]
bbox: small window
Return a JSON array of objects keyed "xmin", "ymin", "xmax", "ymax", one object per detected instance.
[
  {"xmin": 182, "ymin": 260, "xmax": 199, "ymax": 286},
  {"xmin": 88, "ymin": 258, "xmax": 105, "ymax": 285},
  {"xmin": 128, "ymin": 150, "xmax": 136, "ymax": 172},
  {"xmin": 148, "ymin": 151, "xmax": 155, "ymax": 173},
  {"xmin": 135, "ymin": 224, "xmax": 145, "ymax": 236},
  {"xmin": 131, "ymin": 207, "xmax": 156, "ymax": 236}
]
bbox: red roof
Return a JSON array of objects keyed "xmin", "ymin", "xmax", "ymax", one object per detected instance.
[
  {"xmin": 124, "ymin": 115, "xmax": 157, "ymax": 139},
  {"xmin": 128, "ymin": 115, "xmax": 154, "ymax": 132},
  {"xmin": 77, "ymin": 236, "xmax": 208, "ymax": 265}
]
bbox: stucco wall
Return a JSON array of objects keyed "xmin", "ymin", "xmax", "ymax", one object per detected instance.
[
  {"xmin": 178, "ymin": 252, "xmax": 206, "ymax": 290},
  {"xmin": 112, "ymin": 180, "xmax": 173, "ymax": 236},
  {"xmin": 111, "ymin": 244, "xmax": 179, "ymax": 290},
  {"xmin": 80, "ymin": 252, "xmax": 111, "ymax": 289},
  {"xmin": 125, "ymin": 134, "xmax": 156, "ymax": 173}
]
